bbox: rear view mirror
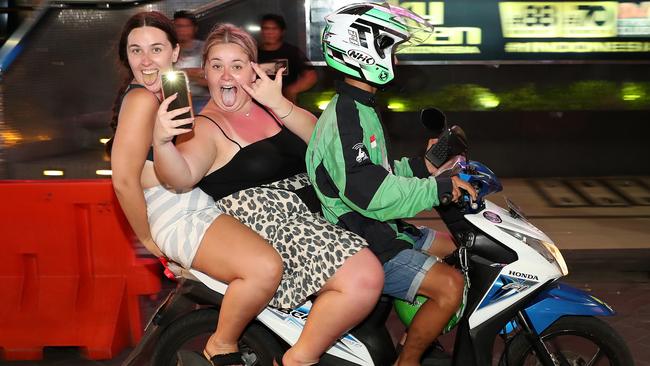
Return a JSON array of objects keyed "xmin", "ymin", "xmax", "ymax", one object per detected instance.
[{"xmin": 420, "ymin": 108, "xmax": 447, "ymax": 136}]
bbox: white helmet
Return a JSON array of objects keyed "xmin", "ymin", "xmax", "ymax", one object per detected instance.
[{"xmin": 322, "ymin": 2, "xmax": 433, "ymax": 85}]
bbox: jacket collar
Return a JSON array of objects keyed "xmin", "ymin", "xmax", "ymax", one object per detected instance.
[{"xmin": 335, "ymin": 80, "xmax": 376, "ymax": 107}]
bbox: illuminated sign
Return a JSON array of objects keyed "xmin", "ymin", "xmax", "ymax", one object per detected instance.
[
  {"xmin": 504, "ymin": 41, "xmax": 650, "ymax": 52},
  {"xmin": 396, "ymin": 1, "xmax": 445, "ymax": 25},
  {"xmin": 618, "ymin": 2, "xmax": 650, "ymax": 36},
  {"xmin": 500, "ymin": 2, "xmax": 618, "ymax": 38},
  {"xmin": 498, "ymin": 1, "xmax": 650, "ymax": 55},
  {"xmin": 396, "ymin": 1, "xmax": 483, "ymax": 55},
  {"xmin": 307, "ymin": 0, "xmax": 650, "ymax": 62}
]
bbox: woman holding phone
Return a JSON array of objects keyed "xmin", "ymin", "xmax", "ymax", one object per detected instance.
[
  {"xmin": 153, "ymin": 23, "xmax": 384, "ymax": 366},
  {"xmin": 108, "ymin": 12, "xmax": 283, "ymax": 365}
]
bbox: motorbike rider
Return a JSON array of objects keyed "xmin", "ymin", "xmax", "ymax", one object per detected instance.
[{"xmin": 305, "ymin": 3, "xmax": 477, "ymax": 365}]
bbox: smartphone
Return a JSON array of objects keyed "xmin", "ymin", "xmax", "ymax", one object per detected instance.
[
  {"xmin": 161, "ymin": 70, "xmax": 194, "ymax": 129},
  {"xmin": 425, "ymin": 129, "xmax": 453, "ymax": 168},
  {"xmin": 425, "ymin": 125, "xmax": 468, "ymax": 168},
  {"xmin": 259, "ymin": 59, "xmax": 289, "ymax": 78},
  {"xmin": 274, "ymin": 59, "xmax": 289, "ymax": 75}
]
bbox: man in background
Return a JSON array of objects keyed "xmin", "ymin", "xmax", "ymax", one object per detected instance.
[
  {"xmin": 258, "ymin": 13, "xmax": 317, "ymax": 104},
  {"xmin": 173, "ymin": 10, "xmax": 210, "ymax": 113}
]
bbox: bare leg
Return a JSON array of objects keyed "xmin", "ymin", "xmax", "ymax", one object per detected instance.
[
  {"xmin": 280, "ymin": 248, "xmax": 384, "ymax": 366},
  {"xmin": 191, "ymin": 214, "xmax": 283, "ymax": 357},
  {"xmin": 425, "ymin": 231, "xmax": 456, "ymax": 259},
  {"xmin": 396, "ymin": 263, "xmax": 463, "ymax": 366}
]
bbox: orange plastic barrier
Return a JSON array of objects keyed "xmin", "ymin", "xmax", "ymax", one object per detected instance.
[{"xmin": 0, "ymin": 179, "xmax": 161, "ymax": 360}]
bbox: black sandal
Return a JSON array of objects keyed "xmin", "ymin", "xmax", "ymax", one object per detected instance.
[
  {"xmin": 209, "ymin": 351, "xmax": 245, "ymax": 366},
  {"xmin": 176, "ymin": 350, "xmax": 244, "ymax": 366}
]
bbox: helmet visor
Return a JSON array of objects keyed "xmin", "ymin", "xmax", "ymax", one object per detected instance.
[{"xmin": 384, "ymin": 3, "xmax": 434, "ymax": 53}]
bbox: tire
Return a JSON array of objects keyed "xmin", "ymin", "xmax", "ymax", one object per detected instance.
[
  {"xmin": 502, "ymin": 316, "xmax": 634, "ymax": 366},
  {"xmin": 151, "ymin": 308, "xmax": 285, "ymax": 366}
]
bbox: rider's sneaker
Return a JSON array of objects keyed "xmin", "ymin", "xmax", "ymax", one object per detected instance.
[{"xmin": 420, "ymin": 340, "xmax": 452, "ymax": 366}]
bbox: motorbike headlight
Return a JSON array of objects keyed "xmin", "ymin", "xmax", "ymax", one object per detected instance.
[
  {"xmin": 543, "ymin": 241, "xmax": 569, "ymax": 276},
  {"xmin": 499, "ymin": 227, "xmax": 569, "ymax": 276}
]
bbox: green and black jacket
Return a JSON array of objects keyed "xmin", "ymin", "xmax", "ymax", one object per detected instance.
[{"xmin": 306, "ymin": 81, "xmax": 453, "ymax": 263}]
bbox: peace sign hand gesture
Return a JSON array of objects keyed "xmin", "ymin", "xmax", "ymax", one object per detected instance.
[{"xmin": 240, "ymin": 62, "xmax": 286, "ymax": 110}]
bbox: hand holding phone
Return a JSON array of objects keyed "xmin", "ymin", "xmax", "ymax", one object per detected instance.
[
  {"xmin": 425, "ymin": 125, "xmax": 468, "ymax": 168},
  {"xmin": 161, "ymin": 70, "xmax": 194, "ymax": 129}
]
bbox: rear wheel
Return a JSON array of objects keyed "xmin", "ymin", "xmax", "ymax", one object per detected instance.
[
  {"xmin": 503, "ymin": 316, "xmax": 633, "ymax": 366},
  {"xmin": 151, "ymin": 308, "xmax": 285, "ymax": 366}
]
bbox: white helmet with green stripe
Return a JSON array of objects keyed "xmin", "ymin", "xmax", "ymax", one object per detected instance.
[{"xmin": 322, "ymin": 2, "xmax": 433, "ymax": 85}]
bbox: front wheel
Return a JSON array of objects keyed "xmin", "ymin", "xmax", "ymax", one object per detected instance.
[
  {"xmin": 151, "ymin": 308, "xmax": 285, "ymax": 366},
  {"xmin": 503, "ymin": 316, "xmax": 634, "ymax": 366}
]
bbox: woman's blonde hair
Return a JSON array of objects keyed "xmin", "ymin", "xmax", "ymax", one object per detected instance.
[{"xmin": 202, "ymin": 23, "xmax": 258, "ymax": 67}]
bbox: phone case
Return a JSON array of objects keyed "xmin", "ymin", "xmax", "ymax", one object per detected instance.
[
  {"xmin": 425, "ymin": 126, "xmax": 468, "ymax": 168},
  {"xmin": 161, "ymin": 71, "xmax": 193, "ymax": 128},
  {"xmin": 425, "ymin": 129, "xmax": 452, "ymax": 168}
]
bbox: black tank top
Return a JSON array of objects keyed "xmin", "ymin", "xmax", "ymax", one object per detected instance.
[{"xmin": 196, "ymin": 114, "xmax": 307, "ymax": 201}]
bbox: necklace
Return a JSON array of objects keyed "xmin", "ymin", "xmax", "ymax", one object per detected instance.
[{"xmin": 243, "ymin": 103, "xmax": 254, "ymax": 118}]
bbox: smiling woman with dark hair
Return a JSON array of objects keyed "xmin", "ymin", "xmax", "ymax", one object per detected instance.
[{"xmin": 107, "ymin": 12, "xmax": 283, "ymax": 365}]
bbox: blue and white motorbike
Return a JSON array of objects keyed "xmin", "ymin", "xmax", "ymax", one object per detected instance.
[{"xmin": 121, "ymin": 110, "xmax": 633, "ymax": 366}]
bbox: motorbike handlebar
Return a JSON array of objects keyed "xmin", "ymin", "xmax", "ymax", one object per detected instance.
[{"xmin": 440, "ymin": 190, "xmax": 479, "ymax": 209}]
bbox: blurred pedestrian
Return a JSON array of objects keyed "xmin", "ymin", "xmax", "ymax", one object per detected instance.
[
  {"xmin": 173, "ymin": 10, "xmax": 210, "ymax": 113},
  {"xmin": 258, "ymin": 13, "xmax": 317, "ymax": 104}
]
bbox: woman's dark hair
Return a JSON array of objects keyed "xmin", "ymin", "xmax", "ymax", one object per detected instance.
[{"xmin": 106, "ymin": 11, "xmax": 178, "ymax": 155}]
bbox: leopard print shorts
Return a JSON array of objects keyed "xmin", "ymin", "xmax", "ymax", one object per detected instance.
[{"xmin": 215, "ymin": 173, "xmax": 368, "ymax": 309}]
